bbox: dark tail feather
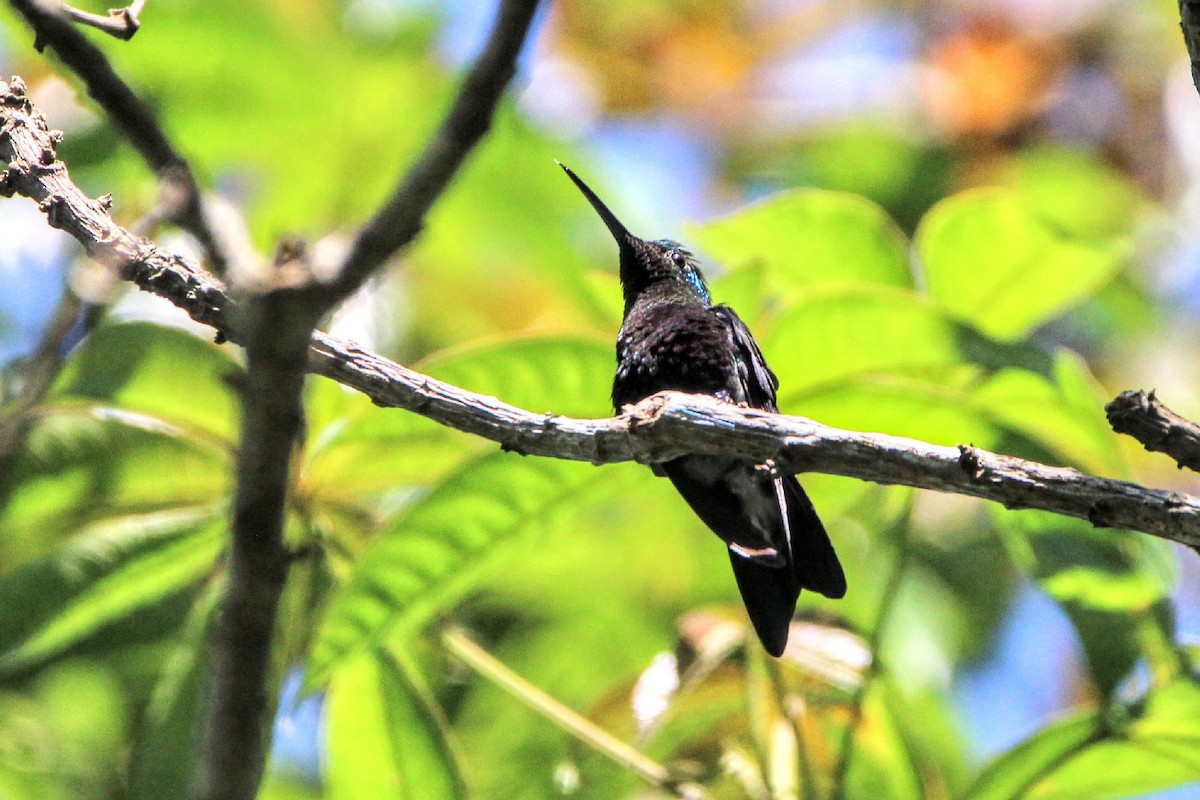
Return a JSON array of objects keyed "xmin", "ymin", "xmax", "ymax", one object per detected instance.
[
  {"xmin": 781, "ymin": 476, "xmax": 846, "ymax": 599},
  {"xmin": 660, "ymin": 456, "xmax": 845, "ymax": 655},
  {"xmin": 728, "ymin": 552, "xmax": 797, "ymax": 657},
  {"xmin": 660, "ymin": 457, "xmax": 781, "ymax": 559},
  {"xmin": 732, "ymin": 477, "xmax": 845, "ymax": 656}
]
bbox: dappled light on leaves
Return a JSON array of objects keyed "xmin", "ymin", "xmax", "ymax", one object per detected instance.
[{"xmin": 0, "ymin": 1, "xmax": 1197, "ymax": 799}]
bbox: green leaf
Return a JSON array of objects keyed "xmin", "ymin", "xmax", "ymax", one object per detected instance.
[
  {"xmin": 964, "ymin": 678, "xmax": 1200, "ymax": 800},
  {"xmin": 761, "ymin": 285, "xmax": 1050, "ymax": 396},
  {"xmin": 841, "ymin": 678, "xmax": 942, "ymax": 800},
  {"xmin": 0, "ymin": 409, "xmax": 230, "ymax": 564},
  {"xmin": 969, "ymin": 351, "xmax": 1123, "ymax": 475},
  {"xmin": 688, "ymin": 189, "xmax": 913, "ymax": 291},
  {"xmin": 785, "ymin": 375, "xmax": 1004, "ymax": 449},
  {"xmin": 303, "ymin": 377, "xmax": 472, "ymax": 503},
  {"xmin": 418, "ymin": 335, "xmax": 614, "ymax": 418},
  {"xmin": 783, "ymin": 350, "xmax": 1125, "ymax": 482},
  {"xmin": 995, "ymin": 510, "xmax": 1173, "ymax": 613},
  {"xmin": 710, "ymin": 259, "xmax": 769, "ymax": 324},
  {"xmin": 0, "ymin": 515, "xmax": 224, "ymax": 676},
  {"xmin": 49, "ymin": 322, "xmax": 239, "ymax": 445},
  {"xmin": 992, "ymin": 501, "xmax": 1174, "ymax": 696},
  {"xmin": 324, "ymin": 651, "xmax": 467, "ymax": 800},
  {"xmin": 128, "ymin": 581, "xmax": 222, "ymax": 800},
  {"xmin": 1061, "ymin": 603, "xmax": 1173, "ymax": 699},
  {"xmin": 963, "ymin": 714, "xmax": 1100, "ymax": 800},
  {"xmin": 995, "ymin": 145, "xmax": 1144, "ymax": 238},
  {"xmin": 306, "ymin": 453, "xmax": 602, "ymax": 687},
  {"xmin": 305, "ymin": 335, "xmax": 614, "ymax": 507},
  {"xmin": 915, "ymin": 189, "xmax": 1127, "ymax": 340}
]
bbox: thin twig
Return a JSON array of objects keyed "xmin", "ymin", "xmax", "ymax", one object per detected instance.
[
  {"xmin": 4, "ymin": 76, "xmax": 1200, "ymax": 550},
  {"xmin": 442, "ymin": 627, "xmax": 704, "ymax": 800},
  {"xmin": 1106, "ymin": 390, "xmax": 1200, "ymax": 473},
  {"xmin": 0, "ymin": 285, "xmax": 81, "ymax": 459},
  {"xmin": 326, "ymin": 0, "xmax": 542, "ymax": 304},
  {"xmin": 829, "ymin": 496, "xmax": 913, "ymax": 800},
  {"xmin": 60, "ymin": 0, "xmax": 145, "ymax": 40},
  {"xmin": 7, "ymin": 0, "xmax": 233, "ymax": 273}
]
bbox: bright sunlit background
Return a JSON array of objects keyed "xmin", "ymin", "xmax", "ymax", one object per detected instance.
[{"xmin": 2, "ymin": 1, "xmax": 1200, "ymax": 799}]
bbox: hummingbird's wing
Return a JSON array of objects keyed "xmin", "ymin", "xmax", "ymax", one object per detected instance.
[
  {"xmin": 713, "ymin": 304, "xmax": 846, "ymax": 589},
  {"xmin": 711, "ymin": 304, "xmax": 779, "ymax": 410},
  {"xmin": 777, "ymin": 471, "xmax": 846, "ymax": 599}
]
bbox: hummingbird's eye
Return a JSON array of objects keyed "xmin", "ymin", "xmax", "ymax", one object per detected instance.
[{"xmin": 670, "ymin": 250, "xmax": 688, "ymax": 267}]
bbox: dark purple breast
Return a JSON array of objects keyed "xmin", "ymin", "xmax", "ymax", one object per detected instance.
[{"xmin": 612, "ymin": 303, "xmax": 737, "ymax": 410}]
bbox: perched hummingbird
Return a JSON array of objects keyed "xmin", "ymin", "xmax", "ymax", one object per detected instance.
[{"xmin": 560, "ymin": 163, "xmax": 846, "ymax": 656}]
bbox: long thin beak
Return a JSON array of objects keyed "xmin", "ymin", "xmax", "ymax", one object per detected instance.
[{"xmin": 557, "ymin": 161, "xmax": 633, "ymax": 244}]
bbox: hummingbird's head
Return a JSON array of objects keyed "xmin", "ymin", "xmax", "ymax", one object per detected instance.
[{"xmin": 559, "ymin": 162, "xmax": 712, "ymax": 310}]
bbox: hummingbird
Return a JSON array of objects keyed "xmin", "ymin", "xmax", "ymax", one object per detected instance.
[{"xmin": 560, "ymin": 163, "xmax": 846, "ymax": 657}]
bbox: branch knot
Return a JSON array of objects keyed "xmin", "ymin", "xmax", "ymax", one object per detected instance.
[{"xmin": 957, "ymin": 444, "xmax": 986, "ymax": 481}]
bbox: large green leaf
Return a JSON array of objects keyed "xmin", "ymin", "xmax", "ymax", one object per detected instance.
[
  {"xmin": 962, "ymin": 715, "xmax": 1099, "ymax": 800},
  {"xmin": 915, "ymin": 189, "xmax": 1127, "ymax": 340},
  {"xmin": 49, "ymin": 322, "xmax": 239, "ymax": 445},
  {"xmin": 0, "ymin": 661, "xmax": 130, "ymax": 800},
  {"xmin": 0, "ymin": 515, "xmax": 224, "ymax": 677},
  {"xmin": 784, "ymin": 351, "xmax": 1122, "ymax": 478},
  {"xmin": 761, "ymin": 285, "xmax": 1050, "ymax": 396},
  {"xmin": 127, "ymin": 581, "xmax": 222, "ymax": 800},
  {"xmin": 304, "ymin": 335, "xmax": 613, "ymax": 506},
  {"xmin": 303, "ymin": 378, "xmax": 471, "ymax": 505},
  {"xmin": 995, "ymin": 146, "xmax": 1144, "ymax": 238},
  {"xmin": 963, "ymin": 678, "xmax": 1200, "ymax": 800},
  {"xmin": 418, "ymin": 335, "xmax": 614, "ymax": 418},
  {"xmin": 688, "ymin": 188, "xmax": 913, "ymax": 290},
  {"xmin": 306, "ymin": 452, "xmax": 605, "ymax": 687},
  {"xmin": 995, "ymin": 513, "xmax": 1173, "ymax": 614},
  {"xmin": 324, "ymin": 650, "xmax": 467, "ymax": 800},
  {"xmin": 993, "ymin": 504, "xmax": 1174, "ymax": 695},
  {"xmin": 786, "ymin": 374, "xmax": 1006, "ymax": 449},
  {"xmin": 0, "ymin": 411, "xmax": 228, "ymax": 566},
  {"xmin": 969, "ymin": 352, "xmax": 1123, "ymax": 475}
]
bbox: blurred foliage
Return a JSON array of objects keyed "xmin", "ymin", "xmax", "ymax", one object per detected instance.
[{"xmin": 0, "ymin": 1, "xmax": 1198, "ymax": 800}]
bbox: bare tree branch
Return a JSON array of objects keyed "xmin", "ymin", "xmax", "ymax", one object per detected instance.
[
  {"xmin": 1107, "ymin": 390, "xmax": 1200, "ymax": 473},
  {"xmin": 7, "ymin": 0, "xmax": 235, "ymax": 273},
  {"xmin": 0, "ymin": 76, "xmax": 229, "ymax": 329},
  {"xmin": 308, "ymin": 338, "xmax": 1200, "ymax": 548},
  {"xmin": 191, "ymin": 273, "xmax": 322, "ymax": 800},
  {"xmin": 327, "ymin": 0, "xmax": 542, "ymax": 304},
  {"xmin": 5, "ymin": 73, "xmax": 1200, "ymax": 551},
  {"xmin": 60, "ymin": 0, "xmax": 144, "ymax": 40}
]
